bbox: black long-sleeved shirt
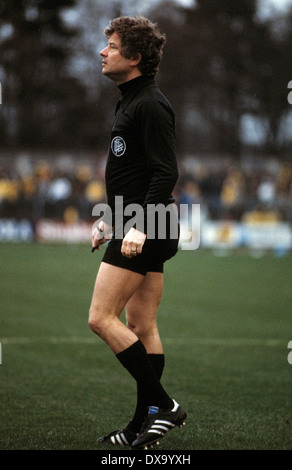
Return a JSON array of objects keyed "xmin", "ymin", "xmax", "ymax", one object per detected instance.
[{"xmin": 105, "ymin": 74, "xmax": 178, "ymax": 232}]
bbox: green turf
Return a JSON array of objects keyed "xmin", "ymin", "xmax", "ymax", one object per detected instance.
[{"xmin": 1, "ymin": 244, "xmax": 292, "ymax": 450}]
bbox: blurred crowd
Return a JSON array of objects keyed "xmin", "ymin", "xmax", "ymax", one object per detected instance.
[
  {"xmin": 177, "ymin": 156, "xmax": 292, "ymax": 225},
  {"xmin": 0, "ymin": 152, "xmax": 291, "ymax": 226}
]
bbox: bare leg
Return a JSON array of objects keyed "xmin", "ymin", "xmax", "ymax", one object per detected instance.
[
  {"xmin": 88, "ymin": 262, "xmax": 144, "ymax": 354},
  {"xmin": 125, "ymin": 272, "xmax": 164, "ymax": 354}
]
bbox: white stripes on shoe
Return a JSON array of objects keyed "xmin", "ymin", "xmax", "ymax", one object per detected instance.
[
  {"xmin": 110, "ymin": 432, "xmax": 129, "ymax": 446},
  {"xmin": 146, "ymin": 400, "xmax": 179, "ymax": 436},
  {"xmin": 148, "ymin": 419, "xmax": 176, "ymax": 435}
]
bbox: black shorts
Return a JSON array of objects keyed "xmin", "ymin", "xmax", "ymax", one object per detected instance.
[{"xmin": 102, "ymin": 235, "xmax": 179, "ymax": 276}]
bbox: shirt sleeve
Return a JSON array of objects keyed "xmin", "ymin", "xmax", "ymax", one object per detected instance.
[{"xmin": 136, "ymin": 98, "xmax": 179, "ymax": 209}]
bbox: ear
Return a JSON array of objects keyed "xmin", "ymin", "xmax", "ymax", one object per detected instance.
[{"xmin": 130, "ymin": 53, "xmax": 141, "ymax": 67}]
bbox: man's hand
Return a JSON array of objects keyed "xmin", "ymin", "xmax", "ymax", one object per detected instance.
[
  {"xmin": 121, "ymin": 227, "xmax": 146, "ymax": 258},
  {"xmin": 92, "ymin": 220, "xmax": 112, "ymax": 252}
]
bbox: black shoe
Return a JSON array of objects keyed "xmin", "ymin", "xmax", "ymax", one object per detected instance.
[
  {"xmin": 131, "ymin": 400, "xmax": 187, "ymax": 450},
  {"xmin": 98, "ymin": 422, "xmax": 137, "ymax": 447}
]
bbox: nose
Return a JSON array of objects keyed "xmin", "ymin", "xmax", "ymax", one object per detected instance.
[{"xmin": 100, "ymin": 46, "xmax": 108, "ymax": 57}]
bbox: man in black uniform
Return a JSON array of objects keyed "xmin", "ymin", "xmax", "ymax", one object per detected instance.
[{"xmin": 89, "ymin": 16, "xmax": 186, "ymax": 450}]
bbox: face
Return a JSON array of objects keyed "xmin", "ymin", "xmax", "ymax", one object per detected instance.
[{"xmin": 100, "ymin": 32, "xmax": 141, "ymax": 84}]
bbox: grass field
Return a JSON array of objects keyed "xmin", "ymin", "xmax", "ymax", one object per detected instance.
[{"xmin": 1, "ymin": 244, "xmax": 292, "ymax": 450}]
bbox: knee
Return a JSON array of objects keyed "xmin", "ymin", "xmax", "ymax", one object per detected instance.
[
  {"xmin": 88, "ymin": 308, "xmax": 107, "ymax": 338},
  {"xmin": 127, "ymin": 318, "xmax": 156, "ymax": 341}
]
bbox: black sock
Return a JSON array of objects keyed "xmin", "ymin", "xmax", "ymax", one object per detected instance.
[
  {"xmin": 129, "ymin": 353, "xmax": 165, "ymax": 432},
  {"xmin": 148, "ymin": 353, "xmax": 165, "ymax": 382},
  {"xmin": 116, "ymin": 340, "xmax": 173, "ymax": 416}
]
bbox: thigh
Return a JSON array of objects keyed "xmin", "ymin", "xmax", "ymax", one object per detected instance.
[{"xmin": 89, "ymin": 261, "xmax": 145, "ymax": 321}]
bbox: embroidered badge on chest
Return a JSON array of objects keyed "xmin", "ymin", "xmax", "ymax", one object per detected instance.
[{"xmin": 111, "ymin": 136, "xmax": 126, "ymax": 157}]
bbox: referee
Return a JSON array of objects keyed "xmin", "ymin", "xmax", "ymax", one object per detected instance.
[{"xmin": 89, "ymin": 16, "xmax": 187, "ymax": 450}]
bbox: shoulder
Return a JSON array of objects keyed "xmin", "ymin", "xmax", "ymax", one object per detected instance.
[{"xmin": 135, "ymin": 83, "xmax": 174, "ymax": 119}]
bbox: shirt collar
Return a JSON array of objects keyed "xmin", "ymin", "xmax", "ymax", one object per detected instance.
[
  {"xmin": 118, "ymin": 75, "xmax": 153, "ymax": 96},
  {"xmin": 116, "ymin": 75, "xmax": 155, "ymax": 113}
]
